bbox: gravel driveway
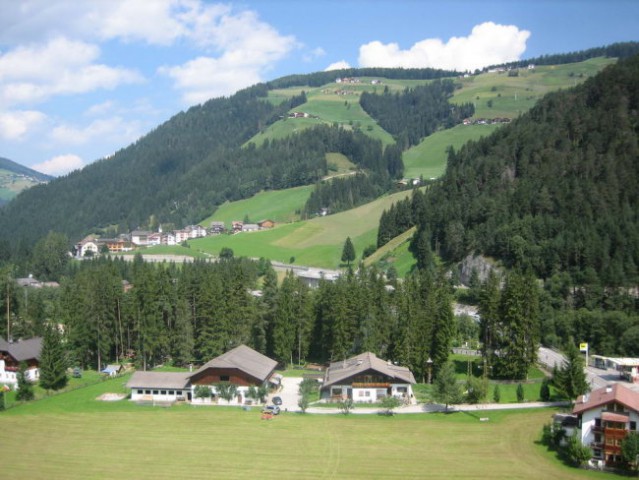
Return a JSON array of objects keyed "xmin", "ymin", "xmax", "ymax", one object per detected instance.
[{"xmin": 271, "ymin": 377, "xmax": 302, "ymax": 412}]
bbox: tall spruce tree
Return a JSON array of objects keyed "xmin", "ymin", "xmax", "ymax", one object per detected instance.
[
  {"xmin": 341, "ymin": 237, "xmax": 356, "ymax": 266},
  {"xmin": 555, "ymin": 340, "xmax": 589, "ymax": 400},
  {"xmin": 493, "ymin": 271, "xmax": 540, "ymax": 379},
  {"xmin": 39, "ymin": 324, "xmax": 68, "ymax": 391}
]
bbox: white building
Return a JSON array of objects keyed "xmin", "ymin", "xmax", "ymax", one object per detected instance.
[{"xmin": 322, "ymin": 352, "xmax": 416, "ymax": 404}]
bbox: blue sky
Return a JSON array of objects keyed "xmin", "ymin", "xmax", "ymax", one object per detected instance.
[{"xmin": 0, "ymin": 0, "xmax": 637, "ymax": 176}]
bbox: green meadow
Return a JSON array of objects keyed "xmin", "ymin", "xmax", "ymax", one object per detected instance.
[
  {"xmin": 0, "ymin": 373, "xmax": 615, "ymax": 479},
  {"xmin": 200, "ymin": 185, "xmax": 315, "ymax": 227},
  {"xmin": 192, "ymin": 189, "xmax": 414, "ymax": 269}
]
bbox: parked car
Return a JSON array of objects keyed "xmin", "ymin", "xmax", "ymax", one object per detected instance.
[
  {"xmin": 272, "ymin": 396, "xmax": 282, "ymax": 405},
  {"xmin": 263, "ymin": 405, "xmax": 280, "ymax": 415}
]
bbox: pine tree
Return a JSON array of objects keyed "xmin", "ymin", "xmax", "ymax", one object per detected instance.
[
  {"xmin": 555, "ymin": 340, "xmax": 589, "ymax": 400},
  {"xmin": 433, "ymin": 360, "xmax": 462, "ymax": 412},
  {"xmin": 39, "ymin": 324, "xmax": 68, "ymax": 391},
  {"xmin": 341, "ymin": 237, "xmax": 356, "ymax": 266}
]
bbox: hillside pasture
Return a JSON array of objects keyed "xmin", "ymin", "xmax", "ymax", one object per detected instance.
[
  {"xmin": 200, "ymin": 185, "xmax": 314, "ymax": 228},
  {"xmin": 452, "ymin": 57, "xmax": 615, "ymax": 119},
  {"xmin": 0, "ymin": 375, "xmax": 614, "ymax": 480},
  {"xmin": 192, "ymin": 189, "xmax": 414, "ymax": 268},
  {"xmin": 402, "ymin": 124, "xmax": 501, "ymax": 180}
]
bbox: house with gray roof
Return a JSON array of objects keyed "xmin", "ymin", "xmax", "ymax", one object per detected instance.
[
  {"xmin": 126, "ymin": 344, "xmax": 278, "ymax": 405},
  {"xmin": 0, "ymin": 336, "xmax": 43, "ymax": 388},
  {"xmin": 322, "ymin": 352, "xmax": 416, "ymax": 404}
]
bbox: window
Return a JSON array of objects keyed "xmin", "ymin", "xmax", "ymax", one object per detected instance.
[
  {"xmin": 153, "ymin": 390, "xmax": 159, "ymax": 395},
  {"xmin": 631, "ymin": 421, "xmax": 637, "ymax": 431},
  {"xmin": 365, "ymin": 391, "xmax": 370, "ymax": 397},
  {"xmin": 333, "ymin": 388, "xmax": 342, "ymax": 395},
  {"xmin": 358, "ymin": 391, "xmax": 365, "ymax": 397},
  {"xmin": 160, "ymin": 390, "xmax": 167, "ymax": 395},
  {"xmin": 220, "ymin": 375, "xmax": 230, "ymax": 382},
  {"xmin": 175, "ymin": 390, "xmax": 181, "ymax": 396},
  {"xmin": 137, "ymin": 389, "xmax": 143, "ymax": 394},
  {"xmin": 397, "ymin": 387, "xmax": 407, "ymax": 393},
  {"xmin": 145, "ymin": 389, "xmax": 151, "ymax": 394}
]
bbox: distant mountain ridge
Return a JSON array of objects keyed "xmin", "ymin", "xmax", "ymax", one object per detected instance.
[
  {"xmin": 0, "ymin": 157, "xmax": 51, "ymax": 182},
  {"xmin": 0, "ymin": 157, "xmax": 51, "ymax": 206}
]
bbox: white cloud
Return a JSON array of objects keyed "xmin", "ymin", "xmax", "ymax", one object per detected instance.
[
  {"xmin": 0, "ymin": 110, "xmax": 46, "ymax": 140},
  {"xmin": 49, "ymin": 116, "xmax": 142, "ymax": 147},
  {"xmin": 32, "ymin": 154, "xmax": 85, "ymax": 177},
  {"xmin": 85, "ymin": 101, "xmax": 115, "ymax": 117},
  {"xmin": 0, "ymin": 37, "xmax": 143, "ymax": 107},
  {"xmin": 0, "ymin": 0, "xmax": 186, "ymax": 46},
  {"xmin": 159, "ymin": 7, "xmax": 297, "ymax": 103},
  {"xmin": 303, "ymin": 47, "xmax": 326, "ymax": 63},
  {"xmin": 325, "ymin": 60, "xmax": 351, "ymax": 71},
  {"xmin": 358, "ymin": 22, "xmax": 530, "ymax": 72}
]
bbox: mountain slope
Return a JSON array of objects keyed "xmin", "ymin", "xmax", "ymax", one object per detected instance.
[
  {"xmin": 0, "ymin": 157, "xmax": 51, "ymax": 205},
  {"xmin": 412, "ymin": 54, "xmax": 639, "ymax": 286}
]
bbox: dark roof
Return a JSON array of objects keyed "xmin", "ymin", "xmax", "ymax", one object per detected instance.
[
  {"xmin": 126, "ymin": 371, "xmax": 191, "ymax": 390},
  {"xmin": 323, "ymin": 352, "xmax": 416, "ymax": 388},
  {"xmin": 0, "ymin": 337, "xmax": 42, "ymax": 362},
  {"xmin": 573, "ymin": 383, "xmax": 639, "ymax": 415},
  {"xmin": 190, "ymin": 344, "xmax": 277, "ymax": 383}
]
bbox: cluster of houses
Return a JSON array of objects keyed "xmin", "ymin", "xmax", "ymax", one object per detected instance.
[
  {"xmin": 462, "ymin": 117, "xmax": 512, "ymax": 126},
  {"xmin": 126, "ymin": 345, "xmax": 416, "ymax": 406},
  {"xmin": 75, "ymin": 219, "xmax": 276, "ymax": 258},
  {"xmin": 287, "ymin": 112, "xmax": 319, "ymax": 119}
]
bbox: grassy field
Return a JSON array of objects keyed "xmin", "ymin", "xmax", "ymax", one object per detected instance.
[
  {"xmin": 0, "ymin": 373, "xmax": 615, "ymax": 479},
  {"xmin": 199, "ymin": 185, "xmax": 315, "ymax": 228},
  {"xmin": 402, "ymin": 124, "xmax": 501, "ymax": 179},
  {"xmin": 191, "ymin": 189, "xmax": 414, "ymax": 269}
]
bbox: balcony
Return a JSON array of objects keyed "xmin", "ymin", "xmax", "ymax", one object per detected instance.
[{"xmin": 352, "ymin": 382, "xmax": 390, "ymax": 388}]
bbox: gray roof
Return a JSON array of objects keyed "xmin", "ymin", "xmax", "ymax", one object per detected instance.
[
  {"xmin": 126, "ymin": 371, "xmax": 191, "ymax": 390},
  {"xmin": 0, "ymin": 337, "xmax": 42, "ymax": 362},
  {"xmin": 190, "ymin": 344, "xmax": 278, "ymax": 382},
  {"xmin": 323, "ymin": 352, "xmax": 416, "ymax": 388}
]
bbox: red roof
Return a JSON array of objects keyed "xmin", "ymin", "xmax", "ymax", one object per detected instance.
[{"xmin": 573, "ymin": 383, "xmax": 639, "ymax": 415}]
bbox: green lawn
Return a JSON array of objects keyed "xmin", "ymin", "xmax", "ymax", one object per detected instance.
[{"xmin": 0, "ymin": 375, "xmax": 614, "ymax": 479}]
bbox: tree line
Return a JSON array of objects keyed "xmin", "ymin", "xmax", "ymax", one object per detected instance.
[{"xmin": 1, "ymin": 255, "xmax": 458, "ymax": 381}]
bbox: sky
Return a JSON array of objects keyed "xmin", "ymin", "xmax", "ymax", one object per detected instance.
[{"xmin": 0, "ymin": 0, "xmax": 637, "ymax": 177}]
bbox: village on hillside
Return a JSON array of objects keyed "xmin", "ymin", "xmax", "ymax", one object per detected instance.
[{"xmin": 74, "ymin": 219, "xmax": 277, "ymax": 258}]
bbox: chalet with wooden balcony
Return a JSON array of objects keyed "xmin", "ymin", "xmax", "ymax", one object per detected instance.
[
  {"xmin": 127, "ymin": 344, "xmax": 278, "ymax": 405},
  {"xmin": 573, "ymin": 383, "xmax": 639, "ymax": 466},
  {"xmin": 322, "ymin": 352, "xmax": 416, "ymax": 404}
]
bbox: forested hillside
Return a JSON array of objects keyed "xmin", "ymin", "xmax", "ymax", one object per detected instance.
[
  {"xmin": 407, "ymin": 55, "xmax": 639, "ymax": 287},
  {"xmin": 0, "ymin": 69, "xmax": 455, "ymax": 251}
]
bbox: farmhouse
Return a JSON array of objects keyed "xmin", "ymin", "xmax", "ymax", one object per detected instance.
[
  {"xmin": 101, "ymin": 364, "xmax": 124, "ymax": 377},
  {"xmin": 573, "ymin": 383, "xmax": 639, "ymax": 466},
  {"xmin": 322, "ymin": 352, "xmax": 416, "ymax": 404},
  {"xmin": 127, "ymin": 344, "xmax": 278, "ymax": 405},
  {"xmin": 0, "ymin": 336, "xmax": 43, "ymax": 388}
]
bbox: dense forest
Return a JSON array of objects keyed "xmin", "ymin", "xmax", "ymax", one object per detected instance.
[
  {"xmin": 404, "ymin": 54, "xmax": 639, "ymax": 287},
  {"xmin": 360, "ymin": 80, "xmax": 474, "ymax": 149},
  {"xmin": 0, "ymin": 256, "xmax": 461, "ymax": 381},
  {"xmin": 370, "ymin": 54, "xmax": 639, "ymax": 359}
]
